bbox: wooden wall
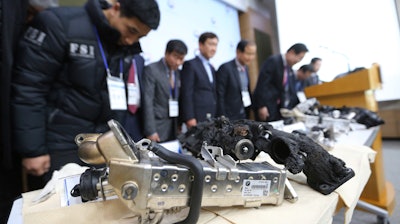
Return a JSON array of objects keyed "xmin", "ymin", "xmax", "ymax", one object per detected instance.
[{"xmin": 238, "ymin": 4, "xmax": 279, "ymax": 92}]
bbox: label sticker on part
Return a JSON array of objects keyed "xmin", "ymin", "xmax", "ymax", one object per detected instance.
[{"xmin": 242, "ymin": 179, "xmax": 271, "ymax": 197}]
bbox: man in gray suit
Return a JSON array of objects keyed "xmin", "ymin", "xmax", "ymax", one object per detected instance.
[{"xmin": 142, "ymin": 40, "xmax": 188, "ymax": 142}]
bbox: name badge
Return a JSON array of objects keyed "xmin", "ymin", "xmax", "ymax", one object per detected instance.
[
  {"xmin": 242, "ymin": 90, "xmax": 252, "ymax": 107},
  {"xmin": 297, "ymin": 91, "xmax": 307, "ymax": 103},
  {"xmin": 169, "ymin": 100, "xmax": 179, "ymax": 117},
  {"xmin": 107, "ymin": 76, "xmax": 127, "ymax": 110},
  {"xmin": 127, "ymin": 83, "xmax": 139, "ymax": 106}
]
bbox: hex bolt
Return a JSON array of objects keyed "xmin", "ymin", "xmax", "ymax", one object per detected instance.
[{"xmin": 121, "ymin": 182, "xmax": 138, "ymax": 200}]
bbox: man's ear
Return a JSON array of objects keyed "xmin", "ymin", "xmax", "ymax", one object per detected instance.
[{"xmin": 110, "ymin": 2, "xmax": 121, "ymax": 17}]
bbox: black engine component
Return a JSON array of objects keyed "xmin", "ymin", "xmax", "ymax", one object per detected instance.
[
  {"xmin": 71, "ymin": 167, "xmax": 107, "ymax": 202},
  {"xmin": 178, "ymin": 116, "xmax": 355, "ymax": 195},
  {"xmin": 341, "ymin": 106, "xmax": 385, "ymax": 128},
  {"xmin": 315, "ymin": 105, "xmax": 385, "ymax": 128}
]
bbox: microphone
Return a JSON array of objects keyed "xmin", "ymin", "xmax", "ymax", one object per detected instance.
[{"xmin": 319, "ymin": 45, "xmax": 351, "ymax": 72}]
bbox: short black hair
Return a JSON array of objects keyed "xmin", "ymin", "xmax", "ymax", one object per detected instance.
[
  {"xmin": 118, "ymin": 0, "xmax": 160, "ymax": 29},
  {"xmin": 311, "ymin": 57, "xmax": 322, "ymax": 64},
  {"xmin": 236, "ymin": 40, "xmax": 255, "ymax": 52},
  {"xmin": 199, "ymin": 32, "xmax": 218, "ymax": 44},
  {"xmin": 166, "ymin": 39, "xmax": 188, "ymax": 55},
  {"xmin": 298, "ymin": 64, "xmax": 314, "ymax": 73},
  {"xmin": 287, "ymin": 43, "xmax": 308, "ymax": 54}
]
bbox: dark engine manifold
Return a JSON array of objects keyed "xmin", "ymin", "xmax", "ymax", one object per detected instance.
[{"xmin": 178, "ymin": 116, "xmax": 355, "ymax": 195}]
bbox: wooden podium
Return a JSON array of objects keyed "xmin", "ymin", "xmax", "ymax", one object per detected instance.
[{"xmin": 304, "ymin": 64, "xmax": 396, "ymax": 214}]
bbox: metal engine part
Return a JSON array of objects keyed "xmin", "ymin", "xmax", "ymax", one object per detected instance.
[
  {"xmin": 71, "ymin": 120, "xmax": 289, "ymax": 224},
  {"xmin": 178, "ymin": 116, "xmax": 355, "ymax": 195}
]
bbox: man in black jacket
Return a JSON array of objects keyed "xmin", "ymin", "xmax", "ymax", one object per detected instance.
[
  {"xmin": 253, "ymin": 43, "xmax": 308, "ymax": 122},
  {"xmin": 11, "ymin": 0, "xmax": 160, "ymax": 188},
  {"xmin": 0, "ymin": 1, "xmax": 28, "ymax": 222}
]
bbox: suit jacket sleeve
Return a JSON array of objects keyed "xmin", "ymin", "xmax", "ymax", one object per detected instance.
[
  {"xmin": 180, "ymin": 61, "xmax": 195, "ymax": 121},
  {"xmin": 216, "ymin": 63, "xmax": 229, "ymax": 116},
  {"xmin": 142, "ymin": 64, "xmax": 158, "ymax": 136},
  {"xmin": 253, "ymin": 56, "xmax": 282, "ymax": 110}
]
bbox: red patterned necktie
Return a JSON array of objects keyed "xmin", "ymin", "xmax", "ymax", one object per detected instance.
[
  {"xmin": 169, "ymin": 70, "xmax": 175, "ymax": 89},
  {"xmin": 283, "ymin": 66, "xmax": 289, "ymax": 86},
  {"xmin": 128, "ymin": 61, "xmax": 137, "ymax": 114}
]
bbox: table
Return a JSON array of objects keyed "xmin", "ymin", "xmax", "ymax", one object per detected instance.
[
  {"xmin": 197, "ymin": 143, "xmax": 375, "ymax": 224},
  {"xmin": 8, "ymin": 138, "xmax": 376, "ymax": 224}
]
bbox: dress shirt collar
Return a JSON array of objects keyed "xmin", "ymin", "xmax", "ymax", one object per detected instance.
[
  {"xmin": 281, "ymin": 54, "xmax": 289, "ymax": 68},
  {"xmin": 162, "ymin": 58, "xmax": 170, "ymax": 72},
  {"xmin": 235, "ymin": 58, "xmax": 246, "ymax": 72},
  {"xmin": 197, "ymin": 53, "xmax": 210, "ymax": 64}
]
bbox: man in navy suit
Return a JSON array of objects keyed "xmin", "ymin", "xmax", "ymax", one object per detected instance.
[
  {"xmin": 216, "ymin": 40, "xmax": 257, "ymax": 120},
  {"xmin": 287, "ymin": 64, "xmax": 314, "ymax": 109},
  {"xmin": 180, "ymin": 32, "xmax": 218, "ymax": 129},
  {"xmin": 305, "ymin": 57, "xmax": 322, "ymax": 87},
  {"xmin": 253, "ymin": 43, "xmax": 308, "ymax": 122},
  {"xmin": 292, "ymin": 64, "xmax": 314, "ymax": 92},
  {"xmin": 123, "ymin": 50, "xmax": 146, "ymax": 142}
]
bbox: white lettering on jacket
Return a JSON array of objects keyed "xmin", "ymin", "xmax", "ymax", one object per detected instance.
[
  {"xmin": 69, "ymin": 43, "xmax": 95, "ymax": 58},
  {"xmin": 24, "ymin": 27, "xmax": 46, "ymax": 46}
]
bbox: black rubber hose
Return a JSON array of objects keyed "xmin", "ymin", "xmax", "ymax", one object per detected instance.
[{"xmin": 149, "ymin": 141, "xmax": 205, "ymax": 224}]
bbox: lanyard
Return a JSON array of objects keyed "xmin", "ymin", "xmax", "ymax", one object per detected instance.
[
  {"xmin": 129, "ymin": 59, "xmax": 137, "ymax": 84},
  {"xmin": 169, "ymin": 71, "xmax": 178, "ymax": 99},
  {"xmin": 94, "ymin": 26, "xmax": 123, "ymax": 79}
]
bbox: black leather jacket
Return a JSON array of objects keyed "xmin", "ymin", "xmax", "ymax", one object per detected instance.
[{"xmin": 11, "ymin": 0, "xmax": 140, "ymax": 157}]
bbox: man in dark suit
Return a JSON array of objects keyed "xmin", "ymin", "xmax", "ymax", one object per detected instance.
[
  {"xmin": 142, "ymin": 40, "xmax": 187, "ymax": 142},
  {"xmin": 180, "ymin": 32, "xmax": 218, "ymax": 129},
  {"xmin": 292, "ymin": 64, "xmax": 314, "ymax": 92},
  {"xmin": 123, "ymin": 50, "xmax": 146, "ymax": 142},
  {"xmin": 305, "ymin": 57, "xmax": 322, "ymax": 87},
  {"xmin": 287, "ymin": 64, "xmax": 314, "ymax": 109},
  {"xmin": 253, "ymin": 43, "xmax": 308, "ymax": 122},
  {"xmin": 216, "ymin": 40, "xmax": 256, "ymax": 120}
]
